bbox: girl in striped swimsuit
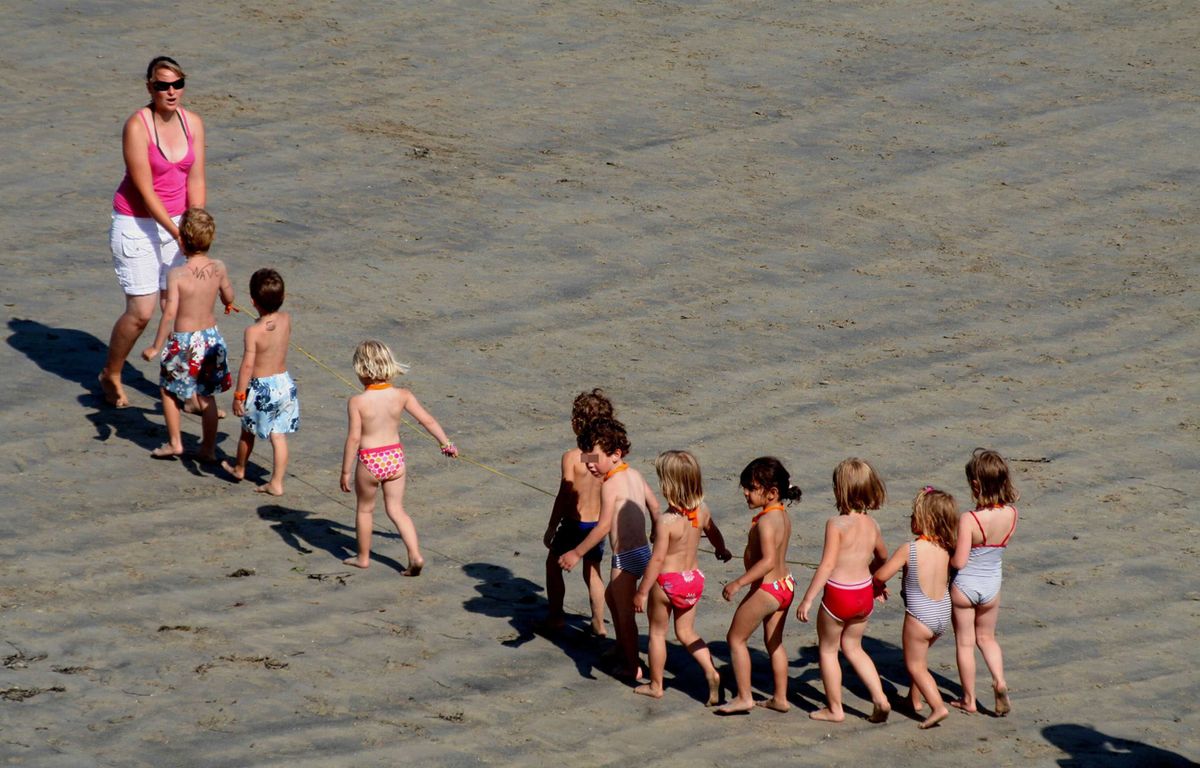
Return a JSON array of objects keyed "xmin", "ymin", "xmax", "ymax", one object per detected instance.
[{"xmin": 874, "ymin": 487, "xmax": 959, "ymax": 729}]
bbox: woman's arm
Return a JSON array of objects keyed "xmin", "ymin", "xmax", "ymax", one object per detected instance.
[{"xmin": 186, "ymin": 111, "xmax": 206, "ymax": 208}]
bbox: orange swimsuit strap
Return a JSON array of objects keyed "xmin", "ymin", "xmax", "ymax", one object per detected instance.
[
  {"xmin": 365, "ymin": 382, "xmax": 392, "ymax": 391},
  {"xmin": 751, "ymin": 503, "xmax": 785, "ymax": 527},
  {"xmin": 604, "ymin": 462, "xmax": 629, "ymax": 481},
  {"xmin": 676, "ymin": 506, "xmax": 700, "ymax": 528}
]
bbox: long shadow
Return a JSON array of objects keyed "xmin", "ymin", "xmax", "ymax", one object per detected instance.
[
  {"xmin": 6, "ymin": 317, "xmax": 226, "ymax": 456},
  {"xmin": 1042, "ymin": 724, "xmax": 1196, "ymax": 767},
  {"xmin": 8, "ymin": 317, "xmax": 158, "ymax": 402},
  {"xmin": 257, "ymin": 504, "xmax": 408, "ymax": 574},
  {"xmin": 461, "ymin": 562, "xmax": 608, "ymax": 681}
]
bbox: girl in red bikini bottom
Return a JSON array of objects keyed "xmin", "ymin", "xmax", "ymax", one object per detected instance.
[{"xmin": 795, "ymin": 458, "xmax": 892, "ymax": 724}]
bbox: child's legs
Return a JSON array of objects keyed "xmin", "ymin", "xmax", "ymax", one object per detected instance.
[
  {"xmin": 673, "ymin": 600, "xmax": 720, "ymax": 704},
  {"xmin": 761, "ymin": 607, "xmax": 790, "ymax": 704},
  {"xmin": 544, "ymin": 549, "xmax": 566, "ymax": 620},
  {"xmin": 973, "ymin": 595, "xmax": 1006, "ymax": 690},
  {"xmin": 607, "ymin": 569, "xmax": 640, "ymax": 673},
  {"xmin": 380, "ymin": 471, "xmax": 421, "ymax": 566},
  {"xmin": 840, "ymin": 617, "xmax": 886, "ymax": 707},
  {"xmin": 349, "ymin": 464, "xmax": 379, "ymax": 564},
  {"xmin": 725, "ymin": 590, "xmax": 778, "ymax": 703},
  {"xmin": 235, "ymin": 429, "xmax": 255, "ymax": 470},
  {"xmin": 644, "ymin": 585, "xmax": 671, "ymax": 689},
  {"xmin": 903, "ymin": 614, "xmax": 944, "ymax": 713},
  {"xmin": 815, "ymin": 607, "xmax": 846, "ymax": 713},
  {"xmin": 161, "ymin": 389, "xmax": 183, "ymax": 450},
  {"xmin": 198, "ymin": 394, "xmax": 218, "ymax": 456},
  {"xmin": 581, "ymin": 559, "xmax": 606, "ymax": 632},
  {"xmin": 950, "ymin": 586, "xmax": 978, "ymax": 707},
  {"xmin": 268, "ymin": 432, "xmax": 288, "ymax": 477}
]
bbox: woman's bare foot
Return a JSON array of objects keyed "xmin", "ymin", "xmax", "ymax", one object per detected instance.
[
  {"xmin": 254, "ymin": 482, "xmax": 284, "ymax": 496},
  {"xmin": 949, "ymin": 698, "xmax": 977, "ymax": 713},
  {"xmin": 705, "ymin": 672, "xmax": 721, "ymax": 707},
  {"xmin": 192, "ymin": 452, "xmax": 218, "ymax": 465},
  {"xmin": 343, "ymin": 556, "xmax": 370, "ymax": 569},
  {"xmin": 150, "ymin": 444, "xmax": 182, "ymax": 460},
  {"xmin": 220, "ymin": 461, "xmax": 245, "ymax": 481},
  {"xmin": 919, "ymin": 705, "xmax": 950, "ymax": 729},
  {"xmin": 588, "ymin": 621, "xmax": 608, "ymax": 639},
  {"xmin": 633, "ymin": 683, "xmax": 663, "ymax": 699},
  {"xmin": 868, "ymin": 701, "xmax": 891, "ymax": 723},
  {"xmin": 994, "ymin": 685, "xmax": 1011, "ymax": 716},
  {"xmin": 98, "ymin": 372, "xmax": 129, "ymax": 408},
  {"xmin": 716, "ymin": 697, "xmax": 756, "ymax": 715},
  {"xmin": 402, "ymin": 558, "xmax": 425, "ymax": 577},
  {"xmin": 809, "ymin": 707, "xmax": 845, "ymax": 722},
  {"xmin": 756, "ymin": 698, "xmax": 789, "ymax": 713}
]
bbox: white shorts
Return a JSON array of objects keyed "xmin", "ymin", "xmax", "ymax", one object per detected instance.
[{"xmin": 109, "ymin": 212, "xmax": 183, "ymax": 296}]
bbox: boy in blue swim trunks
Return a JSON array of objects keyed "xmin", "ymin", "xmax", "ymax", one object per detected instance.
[
  {"xmin": 542, "ymin": 389, "xmax": 613, "ymax": 636},
  {"xmin": 560, "ymin": 417, "xmax": 661, "ymax": 680},
  {"xmin": 221, "ymin": 268, "xmax": 299, "ymax": 495},
  {"xmin": 141, "ymin": 207, "xmax": 233, "ymax": 461}
]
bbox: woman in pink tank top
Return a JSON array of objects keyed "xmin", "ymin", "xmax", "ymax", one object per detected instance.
[{"xmin": 100, "ymin": 56, "xmax": 207, "ymax": 408}]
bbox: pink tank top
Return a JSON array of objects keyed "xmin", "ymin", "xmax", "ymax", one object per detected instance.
[{"xmin": 112, "ymin": 107, "xmax": 195, "ymax": 218}]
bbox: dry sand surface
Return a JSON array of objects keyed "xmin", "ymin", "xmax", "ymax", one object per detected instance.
[{"xmin": 1, "ymin": 1, "xmax": 1197, "ymax": 765}]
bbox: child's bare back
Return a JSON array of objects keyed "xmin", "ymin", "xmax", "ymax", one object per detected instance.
[
  {"xmin": 170, "ymin": 256, "xmax": 229, "ymax": 333},
  {"xmin": 826, "ymin": 513, "xmax": 884, "ymax": 583},
  {"xmin": 245, "ymin": 311, "xmax": 290, "ymax": 378}
]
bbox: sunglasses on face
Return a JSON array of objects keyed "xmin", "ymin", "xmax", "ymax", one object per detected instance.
[{"xmin": 151, "ymin": 78, "xmax": 185, "ymax": 92}]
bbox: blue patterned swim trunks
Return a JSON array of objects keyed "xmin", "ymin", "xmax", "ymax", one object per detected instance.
[
  {"xmin": 242, "ymin": 371, "xmax": 300, "ymax": 439},
  {"xmin": 160, "ymin": 326, "xmax": 232, "ymax": 400}
]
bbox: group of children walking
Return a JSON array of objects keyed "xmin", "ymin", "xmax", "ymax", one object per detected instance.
[
  {"xmin": 545, "ymin": 389, "xmax": 1018, "ymax": 728},
  {"xmin": 131, "ymin": 213, "xmax": 1017, "ymax": 728},
  {"xmin": 137, "ymin": 206, "xmax": 458, "ymax": 576}
]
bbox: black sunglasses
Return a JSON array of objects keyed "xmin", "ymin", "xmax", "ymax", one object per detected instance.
[{"xmin": 151, "ymin": 78, "xmax": 185, "ymax": 92}]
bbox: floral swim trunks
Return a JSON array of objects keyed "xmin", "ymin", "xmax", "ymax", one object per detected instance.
[
  {"xmin": 242, "ymin": 371, "xmax": 300, "ymax": 439},
  {"xmin": 159, "ymin": 325, "xmax": 232, "ymax": 401}
]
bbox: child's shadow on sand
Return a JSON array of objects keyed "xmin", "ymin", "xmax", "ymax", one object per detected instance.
[
  {"xmin": 1042, "ymin": 723, "xmax": 1196, "ymax": 767},
  {"xmin": 256, "ymin": 504, "xmax": 409, "ymax": 574},
  {"xmin": 461, "ymin": 562, "xmax": 605, "ymax": 680}
]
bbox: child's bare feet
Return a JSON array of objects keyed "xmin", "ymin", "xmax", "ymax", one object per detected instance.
[
  {"xmin": 254, "ymin": 481, "xmax": 284, "ymax": 496},
  {"xmin": 756, "ymin": 697, "xmax": 789, "ymax": 713},
  {"xmin": 705, "ymin": 671, "xmax": 721, "ymax": 707},
  {"xmin": 220, "ymin": 460, "xmax": 245, "ymax": 481},
  {"xmin": 98, "ymin": 372, "xmax": 129, "ymax": 408},
  {"xmin": 809, "ymin": 707, "xmax": 845, "ymax": 722},
  {"xmin": 715, "ymin": 697, "xmax": 756, "ymax": 715},
  {"xmin": 868, "ymin": 701, "xmax": 891, "ymax": 723},
  {"xmin": 949, "ymin": 698, "xmax": 977, "ymax": 713},
  {"xmin": 919, "ymin": 705, "xmax": 950, "ymax": 729},
  {"xmin": 633, "ymin": 683, "xmax": 663, "ymax": 699},
  {"xmin": 343, "ymin": 556, "xmax": 370, "ymax": 569},
  {"xmin": 994, "ymin": 685, "xmax": 1011, "ymax": 716},
  {"xmin": 402, "ymin": 558, "xmax": 425, "ymax": 577},
  {"xmin": 151, "ymin": 444, "xmax": 182, "ymax": 460}
]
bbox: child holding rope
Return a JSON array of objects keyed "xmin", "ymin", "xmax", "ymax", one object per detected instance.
[{"xmin": 340, "ymin": 340, "xmax": 457, "ymax": 576}]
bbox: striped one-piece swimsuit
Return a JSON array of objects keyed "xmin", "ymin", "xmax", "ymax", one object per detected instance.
[{"xmin": 903, "ymin": 542, "xmax": 952, "ymax": 637}]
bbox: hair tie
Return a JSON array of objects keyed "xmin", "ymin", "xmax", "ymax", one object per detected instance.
[{"xmin": 921, "ymin": 485, "xmax": 935, "ymax": 494}]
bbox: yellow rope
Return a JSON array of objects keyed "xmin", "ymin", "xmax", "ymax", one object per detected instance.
[{"xmin": 230, "ymin": 302, "xmax": 556, "ymax": 498}]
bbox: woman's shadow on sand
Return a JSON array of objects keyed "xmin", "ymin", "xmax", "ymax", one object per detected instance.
[
  {"xmin": 461, "ymin": 562, "xmax": 615, "ymax": 682},
  {"xmin": 1042, "ymin": 724, "xmax": 1195, "ymax": 767},
  {"xmin": 256, "ymin": 503, "xmax": 410, "ymax": 574},
  {"xmin": 7, "ymin": 318, "xmax": 222, "ymax": 463}
]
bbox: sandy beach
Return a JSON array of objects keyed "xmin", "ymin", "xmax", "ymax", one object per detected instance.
[{"xmin": 1, "ymin": 1, "xmax": 1197, "ymax": 765}]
